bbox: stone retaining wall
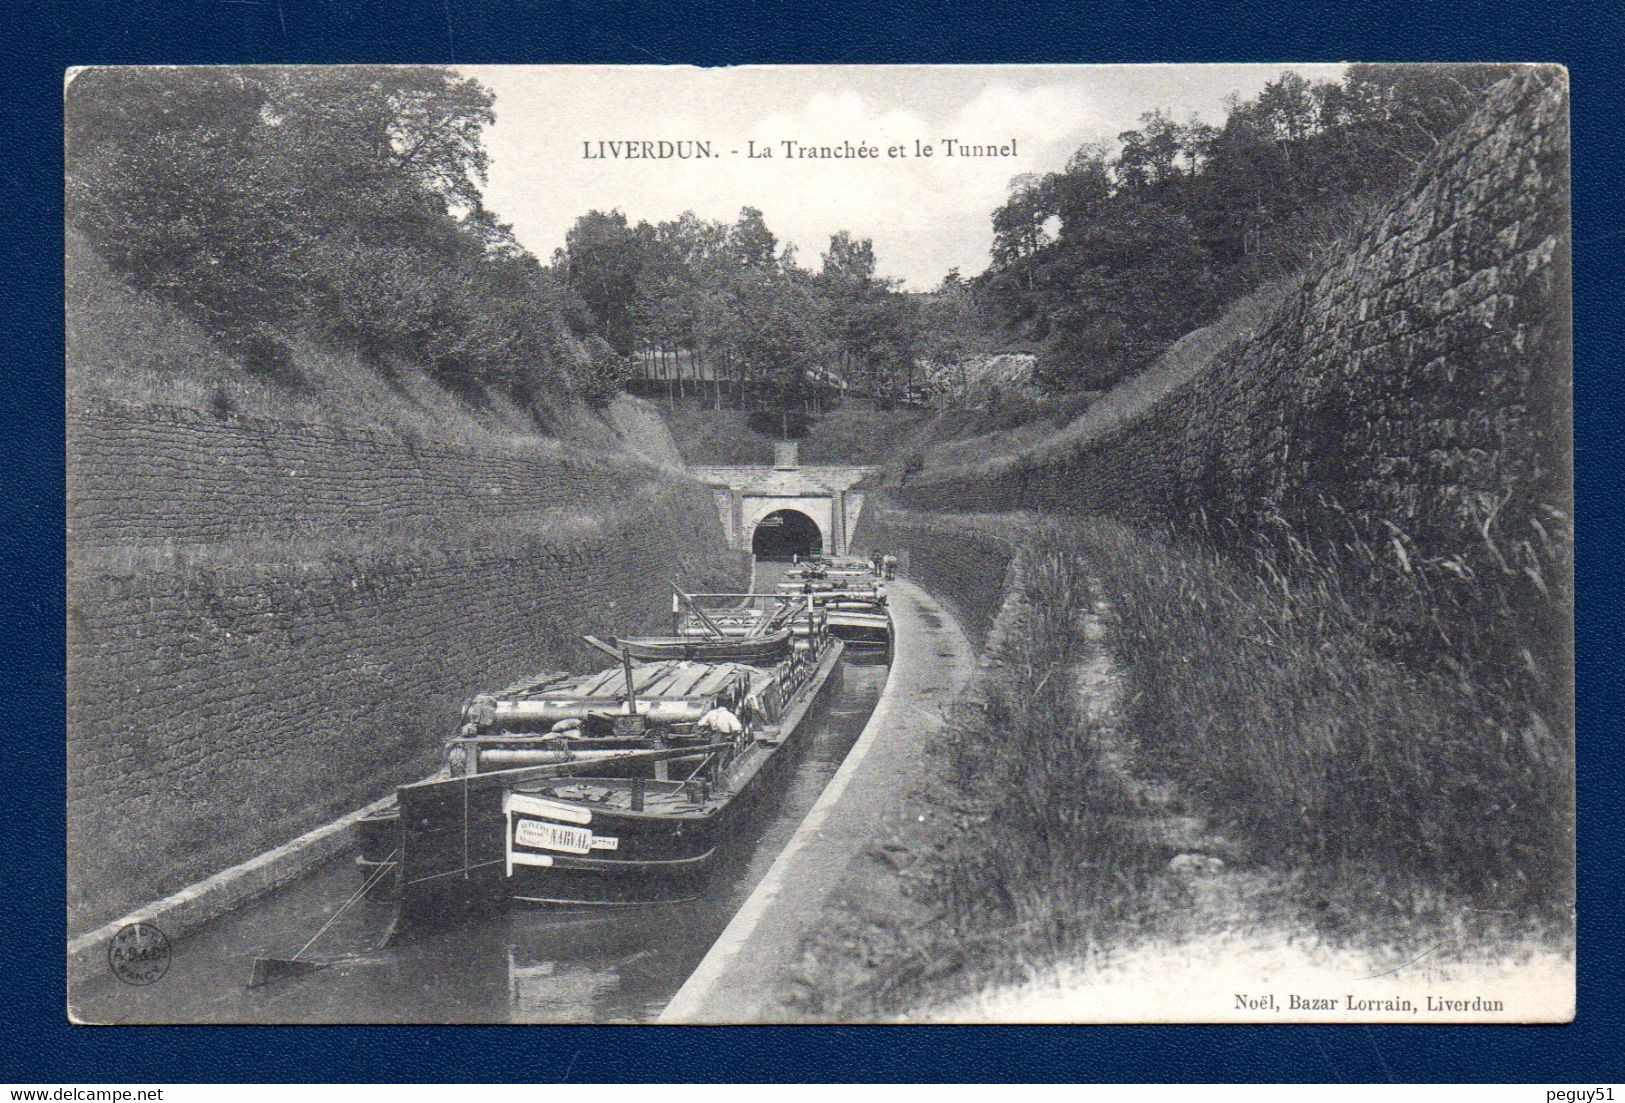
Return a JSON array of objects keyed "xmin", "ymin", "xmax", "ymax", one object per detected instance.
[
  {"xmin": 68, "ymin": 403, "xmax": 669, "ymax": 546},
  {"xmin": 67, "ymin": 404, "xmax": 744, "ymax": 932},
  {"xmin": 894, "ymin": 70, "xmax": 1571, "ymax": 643},
  {"xmin": 852, "ymin": 508, "xmax": 1018, "ymax": 650}
]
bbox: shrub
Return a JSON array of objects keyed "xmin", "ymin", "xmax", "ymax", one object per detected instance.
[{"xmin": 573, "ymin": 337, "xmax": 633, "ymax": 409}]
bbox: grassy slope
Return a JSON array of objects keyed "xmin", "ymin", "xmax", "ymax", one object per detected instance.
[
  {"xmin": 652, "ymin": 396, "xmax": 929, "ymax": 467},
  {"xmin": 885, "ymin": 277, "xmax": 1301, "ymax": 482},
  {"xmin": 785, "ymin": 267, "xmax": 1569, "ymax": 1015},
  {"xmin": 791, "ymin": 513, "xmax": 1568, "ymax": 1020},
  {"xmin": 67, "ymin": 234, "xmax": 680, "ymax": 467},
  {"xmin": 887, "ymin": 393, "xmax": 1097, "ymax": 474},
  {"xmin": 798, "ymin": 401, "xmax": 930, "ymax": 464},
  {"xmin": 645, "ymin": 279, "xmax": 1296, "ymax": 477},
  {"xmin": 656, "ymin": 402, "xmax": 774, "ymax": 465}
]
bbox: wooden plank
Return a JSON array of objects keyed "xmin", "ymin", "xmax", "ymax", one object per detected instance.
[
  {"xmin": 636, "ymin": 664, "xmax": 683, "ymax": 698},
  {"xmin": 499, "ymin": 671, "xmax": 574, "ymax": 699},
  {"xmin": 582, "ymin": 635, "xmax": 636, "ymax": 664},
  {"xmin": 579, "ymin": 666, "xmax": 627, "ymax": 698},
  {"xmin": 632, "ymin": 661, "xmax": 677, "ymax": 694},
  {"xmin": 649, "ymin": 661, "xmax": 711, "ymax": 698},
  {"xmin": 694, "ymin": 665, "xmax": 749, "ymax": 696},
  {"xmin": 668, "ymin": 663, "xmax": 715, "ymax": 697}
]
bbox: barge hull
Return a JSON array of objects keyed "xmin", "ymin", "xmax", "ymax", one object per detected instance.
[{"xmin": 394, "ymin": 640, "xmax": 844, "ymax": 920}]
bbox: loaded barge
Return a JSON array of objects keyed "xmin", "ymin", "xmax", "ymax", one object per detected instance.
[
  {"xmin": 358, "ymin": 619, "xmax": 843, "ymax": 921},
  {"xmin": 779, "ymin": 560, "xmax": 893, "ymax": 649},
  {"xmin": 610, "ymin": 588, "xmax": 820, "ymax": 663}
]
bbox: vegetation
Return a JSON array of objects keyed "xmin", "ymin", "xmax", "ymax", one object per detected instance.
[
  {"xmin": 791, "ymin": 529, "xmax": 1158, "ymax": 1017},
  {"xmin": 654, "ymin": 395, "xmax": 930, "ymax": 467},
  {"xmin": 655, "ymin": 402, "xmax": 774, "ymax": 466},
  {"xmin": 1071, "ymin": 514, "xmax": 1572, "ymax": 924},
  {"xmin": 66, "ymin": 64, "xmax": 1520, "ymax": 440},
  {"xmin": 66, "ymin": 66, "xmax": 615, "ymax": 423},
  {"xmin": 975, "ymin": 65, "xmax": 1517, "ymax": 393},
  {"xmin": 66, "ymin": 229, "xmax": 593, "ymax": 447},
  {"xmin": 882, "ymin": 276, "xmax": 1297, "ymax": 481},
  {"xmin": 557, "ymin": 207, "xmax": 923, "ymax": 414},
  {"xmin": 555, "ymin": 65, "xmax": 1519, "ymax": 433},
  {"xmin": 927, "ymin": 536, "xmax": 1159, "ymax": 971},
  {"xmin": 795, "ymin": 508, "xmax": 1569, "ymax": 1018}
]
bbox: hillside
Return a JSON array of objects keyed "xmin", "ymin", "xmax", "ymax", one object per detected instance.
[
  {"xmin": 67, "ymin": 233, "xmax": 682, "ymax": 469},
  {"xmin": 891, "ymin": 67, "xmax": 1572, "ymax": 914},
  {"xmin": 651, "ymin": 395, "xmax": 930, "ymax": 466},
  {"xmin": 794, "ymin": 69, "xmax": 1572, "ymax": 1020},
  {"xmin": 67, "ymin": 237, "xmax": 730, "ymax": 932},
  {"xmin": 644, "ymin": 279, "xmax": 1294, "ymax": 476},
  {"xmin": 887, "ymin": 276, "xmax": 1300, "ymax": 481}
]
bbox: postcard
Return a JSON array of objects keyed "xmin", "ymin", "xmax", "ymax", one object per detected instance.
[{"xmin": 65, "ymin": 62, "xmax": 1572, "ymax": 1024}]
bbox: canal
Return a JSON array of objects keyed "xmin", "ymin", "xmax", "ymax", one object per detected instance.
[{"xmin": 71, "ymin": 651, "xmax": 890, "ymax": 1024}]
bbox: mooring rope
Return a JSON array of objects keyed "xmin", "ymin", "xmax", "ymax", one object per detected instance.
[{"xmin": 290, "ymin": 846, "xmax": 399, "ymax": 962}]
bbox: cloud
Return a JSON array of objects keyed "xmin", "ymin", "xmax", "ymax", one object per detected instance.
[{"xmin": 468, "ymin": 65, "xmax": 1337, "ymax": 288}]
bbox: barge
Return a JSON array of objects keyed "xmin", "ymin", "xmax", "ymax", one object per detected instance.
[
  {"xmin": 358, "ymin": 624, "xmax": 844, "ymax": 921},
  {"xmin": 776, "ymin": 576, "xmax": 893, "ymax": 649}
]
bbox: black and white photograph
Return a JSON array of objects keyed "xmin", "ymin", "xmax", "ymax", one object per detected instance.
[{"xmin": 64, "ymin": 62, "xmax": 1573, "ymax": 1024}]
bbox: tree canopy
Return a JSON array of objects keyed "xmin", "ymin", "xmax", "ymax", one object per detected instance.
[
  {"xmin": 66, "ymin": 66, "xmax": 608, "ymax": 410},
  {"xmin": 975, "ymin": 64, "xmax": 1516, "ymax": 392},
  {"xmin": 554, "ymin": 206, "xmax": 919, "ymax": 416},
  {"xmin": 68, "ymin": 63, "xmax": 1518, "ymax": 428}
]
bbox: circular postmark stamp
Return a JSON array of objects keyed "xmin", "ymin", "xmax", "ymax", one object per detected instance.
[{"xmin": 108, "ymin": 921, "xmax": 171, "ymax": 986}]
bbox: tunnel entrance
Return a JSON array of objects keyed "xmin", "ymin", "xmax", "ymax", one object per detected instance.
[{"xmin": 751, "ymin": 509, "xmax": 823, "ymax": 560}]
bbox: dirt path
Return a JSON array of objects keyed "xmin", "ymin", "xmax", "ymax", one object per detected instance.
[
  {"xmin": 916, "ymin": 581, "xmax": 1573, "ymax": 1024},
  {"xmin": 659, "ymin": 578, "xmax": 977, "ymax": 1022},
  {"xmin": 669, "ymin": 538, "xmax": 1572, "ymax": 1023}
]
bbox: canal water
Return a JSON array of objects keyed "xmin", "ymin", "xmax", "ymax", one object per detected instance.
[{"xmin": 71, "ymin": 651, "xmax": 890, "ymax": 1024}]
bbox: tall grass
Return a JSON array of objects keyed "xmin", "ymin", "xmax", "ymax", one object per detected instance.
[
  {"xmin": 889, "ymin": 391, "xmax": 1098, "ymax": 478},
  {"xmin": 1070, "ymin": 516, "xmax": 1573, "ymax": 920},
  {"xmin": 936, "ymin": 534, "xmax": 1157, "ymax": 952},
  {"xmin": 798, "ymin": 400, "xmax": 931, "ymax": 465},
  {"xmin": 795, "ymin": 508, "xmax": 1568, "ymax": 1017},
  {"xmin": 825, "ymin": 531, "xmax": 1159, "ymax": 1013}
]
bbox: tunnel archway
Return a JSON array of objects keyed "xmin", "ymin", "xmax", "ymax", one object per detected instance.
[{"xmin": 751, "ymin": 509, "xmax": 823, "ymax": 560}]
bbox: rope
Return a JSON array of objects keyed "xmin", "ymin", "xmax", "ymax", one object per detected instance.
[
  {"xmin": 290, "ymin": 846, "xmax": 398, "ymax": 962},
  {"xmin": 402, "ymin": 858, "xmax": 505, "ymax": 887}
]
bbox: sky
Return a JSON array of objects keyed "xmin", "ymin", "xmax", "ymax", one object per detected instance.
[{"xmin": 465, "ymin": 65, "xmax": 1345, "ymax": 291}]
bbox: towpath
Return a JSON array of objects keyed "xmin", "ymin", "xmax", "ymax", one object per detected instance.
[{"xmin": 660, "ymin": 577, "xmax": 975, "ymax": 1022}]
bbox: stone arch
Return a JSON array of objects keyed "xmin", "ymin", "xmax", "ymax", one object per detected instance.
[
  {"xmin": 740, "ymin": 495, "xmax": 835, "ymax": 555},
  {"xmin": 750, "ymin": 508, "xmax": 823, "ymax": 559}
]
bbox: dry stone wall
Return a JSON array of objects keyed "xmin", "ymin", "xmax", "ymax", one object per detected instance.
[
  {"xmin": 68, "ymin": 404, "xmax": 745, "ymax": 933},
  {"xmin": 895, "ymin": 70, "xmax": 1571, "ymax": 622}
]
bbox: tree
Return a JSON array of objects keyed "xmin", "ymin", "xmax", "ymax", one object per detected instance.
[
  {"xmin": 990, "ymin": 173, "xmax": 1058, "ymax": 270},
  {"xmin": 729, "ymin": 206, "xmax": 779, "ymax": 270},
  {"xmin": 916, "ymin": 273, "xmax": 992, "ymax": 374},
  {"xmin": 1116, "ymin": 110, "xmax": 1187, "ymax": 190},
  {"xmin": 1048, "ymin": 144, "xmax": 1114, "ymax": 225},
  {"xmin": 66, "ymin": 66, "xmax": 590, "ymax": 408},
  {"xmin": 820, "ymin": 230, "xmax": 877, "ymax": 288},
  {"xmin": 968, "ymin": 62, "xmax": 1516, "ymax": 387},
  {"xmin": 1339, "ymin": 64, "xmax": 1517, "ymax": 172},
  {"xmin": 734, "ymin": 275, "xmax": 833, "ymax": 437},
  {"xmin": 562, "ymin": 209, "xmax": 645, "ymax": 355}
]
